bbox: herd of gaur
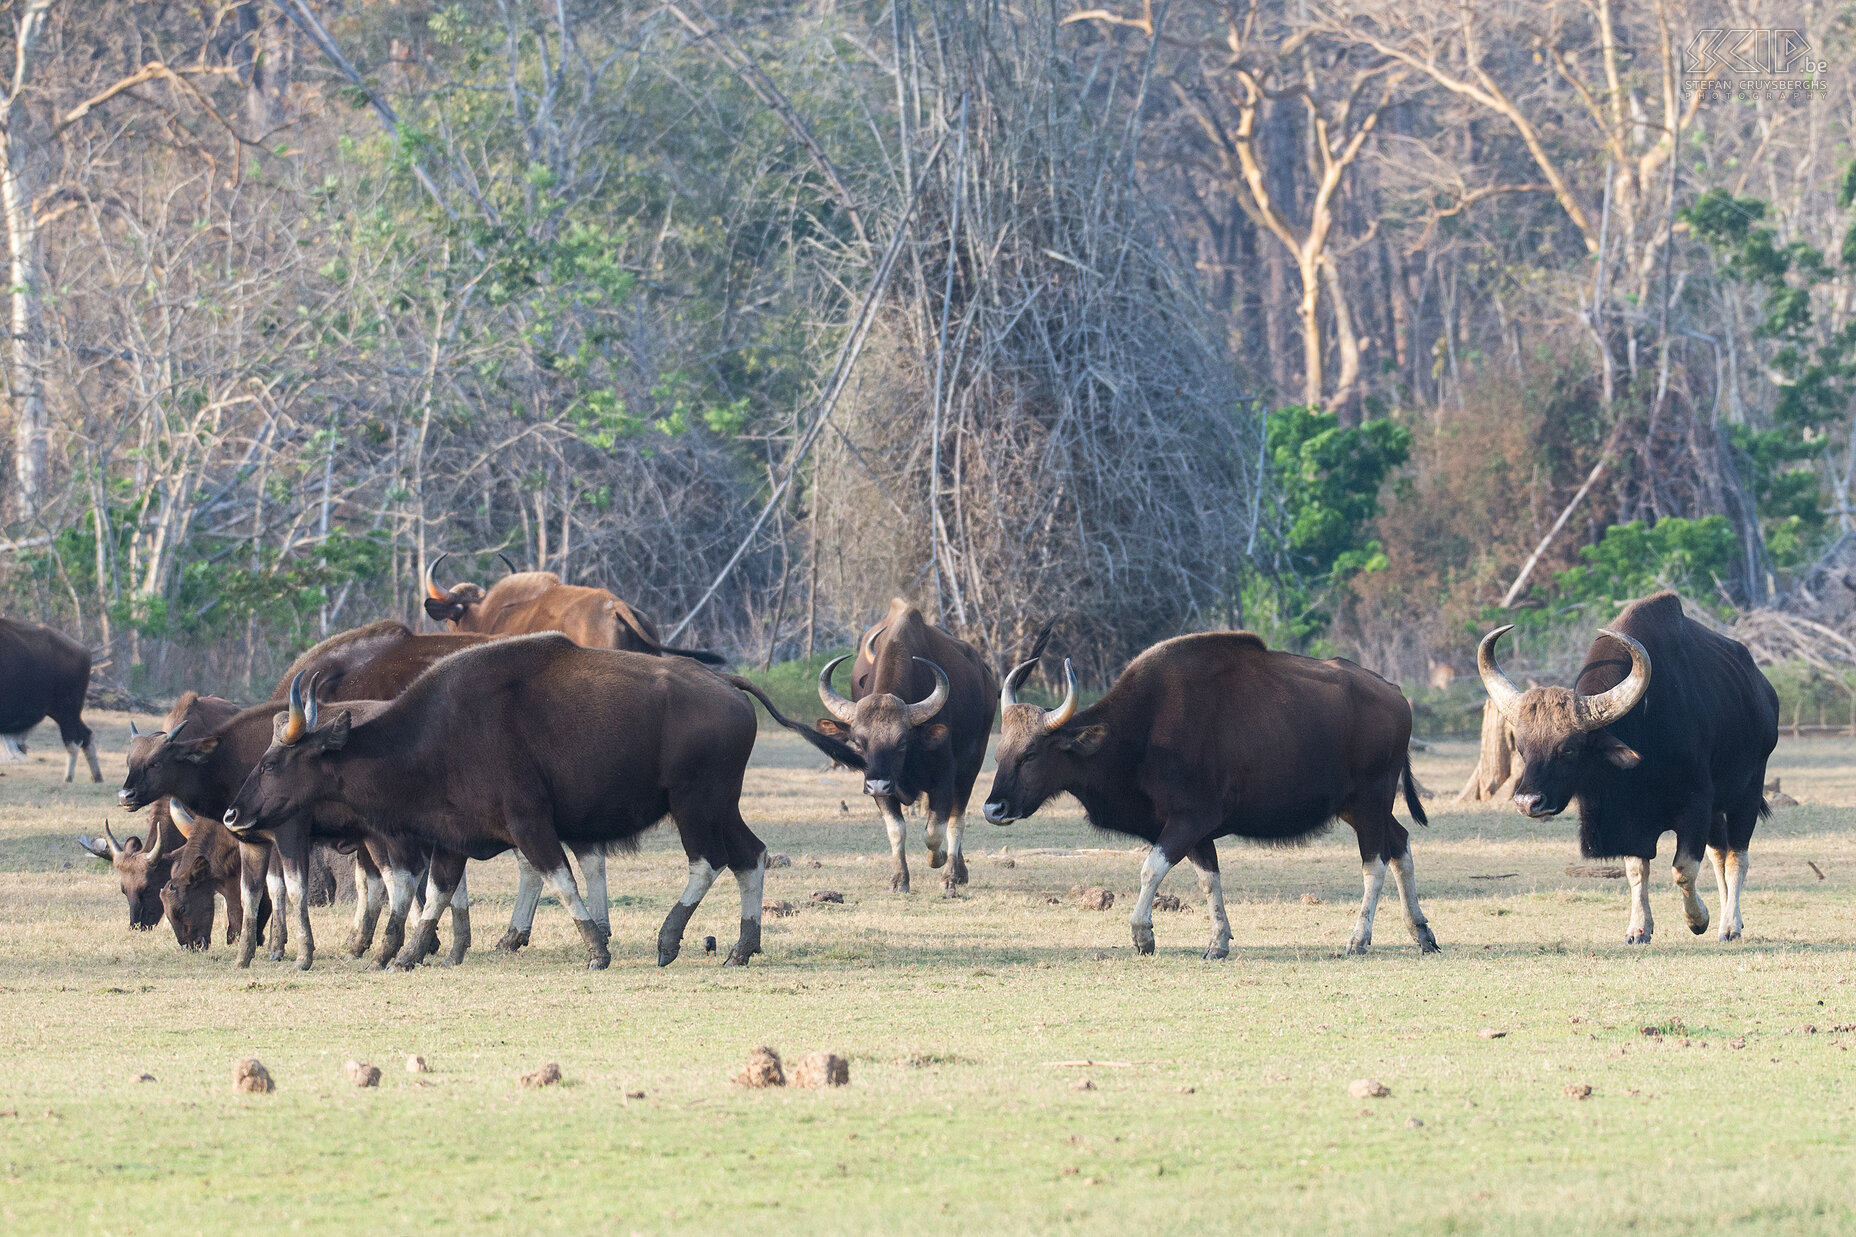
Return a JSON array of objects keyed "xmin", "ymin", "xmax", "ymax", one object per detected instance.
[{"xmin": 0, "ymin": 554, "xmax": 1779, "ymax": 969}]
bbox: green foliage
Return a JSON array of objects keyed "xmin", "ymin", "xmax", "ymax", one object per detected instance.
[
  {"xmin": 1249, "ymin": 405, "xmax": 1411, "ymax": 643},
  {"xmin": 1551, "ymin": 516, "xmax": 1739, "ymax": 613}
]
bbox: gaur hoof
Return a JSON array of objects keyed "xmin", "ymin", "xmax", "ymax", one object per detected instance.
[
  {"xmin": 942, "ymin": 877, "xmax": 962, "ymax": 898},
  {"xmin": 950, "ymin": 855, "xmax": 969, "ymax": 886},
  {"xmin": 343, "ymin": 934, "xmax": 369, "ymax": 959},
  {"xmin": 586, "ymin": 950, "xmax": 611, "ymax": 970},
  {"xmin": 442, "ymin": 947, "xmax": 467, "ymax": 967},
  {"xmin": 1625, "ymin": 930, "xmax": 1651, "ymax": 945},
  {"xmin": 295, "ymin": 952, "xmax": 314, "ymax": 971},
  {"xmin": 891, "ymin": 872, "xmax": 910, "ymax": 893},
  {"xmin": 1202, "ymin": 946, "xmax": 1229, "ymax": 961},
  {"xmin": 369, "ymin": 956, "xmax": 389, "ymax": 972},
  {"xmin": 1346, "ymin": 941, "xmax": 1369, "ymax": 956},
  {"xmin": 494, "ymin": 928, "xmax": 530, "ymax": 952},
  {"xmin": 928, "ymin": 847, "xmax": 948, "ymax": 870},
  {"xmin": 1719, "ymin": 927, "xmax": 1742, "ymax": 942},
  {"xmin": 657, "ymin": 939, "xmax": 681, "ymax": 967},
  {"xmin": 1415, "ymin": 926, "xmax": 1441, "ymax": 954},
  {"xmin": 1131, "ymin": 924, "xmax": 1155, "ymax": 955},
  {"xmin": 722, "ymin": 949, "xmax": 749, "ymax": 967},
  {"xmin": 268, "ymin": 949, "xmax": 285, "ymax": 963},
  {"xmin": 1688, "ymin": 921, "xmax": 1709, "ymax": 936}
]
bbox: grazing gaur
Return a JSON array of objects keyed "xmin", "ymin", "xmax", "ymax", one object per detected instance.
[
  {"xmin": 121, "ymin": 627, "xmax": 496, "ymax": 969},
  {"xmin": 80, "ymin": 801, "xmax": 189, "ymax": 931},
  {"xmin": 156, "ymin": 798, "xmax": 277, "ymax": 950},
  {"xmin": 981, "ymin": 633, "xmax": 1438, "ymax": 959},
  {"xmin": 421, "ymin": 553, "xmax": 724, "ymax": 664},
  {"xmin": 1476, "ymin": 591, "xmax": 1778, "ymax": 944},
  {"xmin": 224, "ymin": 634, "xmax": 768, "ymax": 970},
  {"xmin": 0, "ymin": 616, "xmax": 102, "ymax": 781},
  {"xmin": 812, "ymin": 599, "xmax": 998, "ymax": 893}
]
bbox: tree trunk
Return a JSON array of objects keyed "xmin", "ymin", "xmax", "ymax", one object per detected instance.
[
  {"xmin": 0, "ymin": 4, "xmax": 52, "ymax": 519},
  {"xmin": 1457, "ymin": 699, "xmax": 1522, "ymax": 802}
]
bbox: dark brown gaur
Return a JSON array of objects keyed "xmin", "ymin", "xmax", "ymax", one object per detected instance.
[
  {"xmin": 0, "ymin": 616, "xmax": 101, "ymax": 782},
  {"xmin": 983, "ymin": 632, "xmax": 1436, "ymax": 959},
  {"xmin": 1475, "ymin": 592, "xmax": 1778, "ymax": 945},
  {"xmin": 224, "ymin": 634, "xmax": 768, "ymax": 971}
]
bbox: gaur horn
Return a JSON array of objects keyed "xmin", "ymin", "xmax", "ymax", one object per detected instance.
[
  {"xmin": 498, "ymin": 551, "xmax": 519, "ymax": 575},
  {"xmin": 169, "ymin": 799, "xmax": 198, "ymax": 838},
  {"xmin": 423, "ymin": 552, "xmax": 450, "ymax": 601},
  {"xmin": 1574, "ymin": 629, "xmax": 1652, "ymax": 731},
  {"xmin": 861, "ymin": 624, "xmax": 886, "ymax": 663},
  {"xmin": 999, "ymin": 657, "xmax": 1039, "ymax": 712},
  {"xmin": 103, "ymin": 820, "xmax": 125, "ymax": 859},
  {"xmin": 166, "ymin": 718, "xmax": 188, "ymax": 743},
  {"xmin": 1043, "ymin": 659, "xmax": 1079, "ymax": 733},
  {"xmin": 281, "ymin": 671, "xmax": 309, "ymax": 745},
  {"xmin": 128, "ymin": 719, "xmax": 139, "ymax": 738},
  {"xmin": 302, "ymin": 672, "xmax": 321, "ymax": 731},
  {"xmin": 143, "ymin": 818, "xmax": 167, "ymax": 864},
  {"xmin": 1476, "ymin": 626, "xmax": 1527, "ymax": 722},
  {"xmin": 817, "ymin": 655, "xmax": 858, "ymax": 725},
  {"xmin": 905, "ymin": 659, "xmax": 951, "ymax": 726}
]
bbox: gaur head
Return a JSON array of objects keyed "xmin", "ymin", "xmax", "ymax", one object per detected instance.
[
  {"xmin": 1477, "ymin": 625, "xmax": 1651, "ymax": 819},
  {"xmin": 224, "ymin": 672, "xmax": 351, "ymax": 839},
  {"xmin": 119, "ymin": 713, "xmax": 219, "ymax": 812},
  {"xmin": 157, "ymin": 802, "xmax": 214, "ymax": 950},
  {"xmin": 421, "ymin": 551, "xmax": 517, "ymax": 628},
  {"xmin": 97, "ymin": 818, "xmax": 171, "ymax": 930},
  {"xmin": 815, "ymin": 640, "xmax": 950, "ymax": 800},
  {"xmin": 981, "ymin": 658, "xmax": 1098, "ymax": 825}
]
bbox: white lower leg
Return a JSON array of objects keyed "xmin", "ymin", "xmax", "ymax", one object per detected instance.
[
  {"xmin": 1722, "ymin": 849, "xmax": 1749, "ymax": 939},
  {"xmin": 1388, "ymin": 851, "xmax": 1438, "ymax": 950},
  {"xmin": 675, "ymin": 858, "xmax": 720, "ymax": 909},
  {"xmin": 283, "ymin": 863, "xmax": 313, "ymax": 966},
  {"xmin": 1672, "ymin": 852, "xmax": 1709, "ymax": 933},
  {"xmin": 1129, "ymin": 847, "xmax": 1174, "ymax": 954},
  {"xmin": 574, "ymin": 846, "xmax": 609, "ymax": 933},
  {"xmin": 509, "ymin": 851, "xmax": 543, "ymax": 934},
  {"xmin": 0, "ymin": 734, "xmax": 24, "ymax": 760},
  {"xmin": 1350, "ymin": 858, "xmax": 1387, "ymax": 953},
  {"xmin": 266, "ymin": 868, "xmax": 289, "ymax": 949},
  {"xmin": 1194, "ymin": 865, "xmax": 1231, "ymax": 958},
  {"xmin": 1625, "ymin": 856, "xmax": 1653, "ymax": 943},
  {"xmin": 540, "ymin": 864, "xmax": 596, "ymax": 924},
  {"xmin": 882, "ymin": 802, "xmax": 910, "ymax": 890},
  {"xmin": 924, "ymin": 811, "xmax": 947, "ymax": 867},
  {"xmin": 62, "ymin": 741, "xmax": 79, "ymax": 782},
  {"xmin": 354, "ymin": 868, "xmax": 385, "ymax": 935},
  {"xmin": 418, "ymin": 868, "xmax": 455, "ymax": 930},
  {"xmin": 947, "ymin": 810, "xmax": 966, "ymax": 868},
  {"xmin": 728, "ymin": 859, "xmax": 765, "ymax": 963},
  {"xmin": 82, "ymin": 738, "xmax": 101, "ymax": 781}
]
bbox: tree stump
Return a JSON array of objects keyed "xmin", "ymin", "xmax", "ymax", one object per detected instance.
[{"xmin": 1457, "ymin": 699, "xmax": 1522, "ymax": 803}]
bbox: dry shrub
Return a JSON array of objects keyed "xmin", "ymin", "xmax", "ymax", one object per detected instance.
[
  {"xmin": 233, "ymin": 1058, "xmax": 272, "ymax": 1094},
  {"xmin": 520, "ymin": 1062, "xmax": 562, "ymax": 1088},
  {"xmin": 791, "ymin": 1052, "xmax": 850, "ymax": 1088},
  {"xmin": 345, "ymin": 1060, "xmax": 381, "ymax": 1088},
  {"xmin": 735, "ymin": 1048, "xmax": 785, "ymax": 1088}
]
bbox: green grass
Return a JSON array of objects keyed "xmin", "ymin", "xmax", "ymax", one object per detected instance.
[{"xmin": 3, "ymin": 716, "xmax": 1856, "ymax": 1233}]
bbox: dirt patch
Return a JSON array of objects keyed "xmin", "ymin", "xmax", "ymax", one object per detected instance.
[
  {"xmin": 519, "ymin": 1061, "xmax": 562, "ymax": 1088},
  {"xmin": 763, "ymin": 899, "xmax": 797, "ymax": 918},
  {"xmin": 791, "ymin": 1052, "xmax": 850, "ymax": 1087},
  {"xmin": 345, "ymin": 1060, "xmax": 381, "ymax": 1087},
  {"xmin": 811, "ymin": 890, "xmax": 844, "ymax": 904},
  {"xmin": 735, "ymin": 1047, "xmax": 785, "ymax": 1087},
  {"xmin": 767, "ymin": 854, "xmax": 793, "ymax": 868},
  {"xmin": 1299, "ymin": 893, "xmax": 1323, "ymax": 905},
  {"xmin": 1151, "ymin": 893, "xmax": 1185, "ymax": 912},
  {"xmin": 1076, "ymin": 887, "xmax": 1114, "ymax": 911},
  {"xmin": 1348, "ymin": 1079, "xmax": 1389, "ymax": 1099},
  {"xmin": 233, "ymin": 1058, "xmax": 273, "ymax": 1094},
  {"xmin": 1564, "ymin": 1083, "xmax": 1592, "ymax": 1100}
]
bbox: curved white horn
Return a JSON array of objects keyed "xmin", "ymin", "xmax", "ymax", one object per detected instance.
[
  {"xmin": 1000, "ymin": 657, "xmax": 1038, "ymax": 713},
  {"xmin": 817, "ymin": 655, "xmax": 858, "ymax": 724},
  {"xmin": 1476, "ymin": 626, "xmax": 1526, "ymax": 722},
  {"xmin": 128, "ymin": 719, "xmax": 140, "ymax": 738},
  {"xmin": 1043, "ymin": 659, "xmax": 1079, "ymax": 733},
  {"xmin": 103, "ymin": 820, "xmax": 125, "ymax": 860},
  {"xmin": 423, "ymin": 552, "xmax": 450, "ymax": 602},
  {"xmin": 861, "ymin": 624, "xmax": 886, "ymax": 663},
  {"xmin": 143, "ymin": 819, "xmax": 167, "ymax": 864},
  {"xmin": 1575, "ymin": 629, "xmax": 1652, "ymax": 731},
  {"xmin": 905, "ymin": 659, "xmax": 951, "ymax": 726},
  {"xmin": 281, "ymin": 672, "xmax": 308, "ymax": 745}
]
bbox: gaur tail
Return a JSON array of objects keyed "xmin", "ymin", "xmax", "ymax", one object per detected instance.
[
  {"xmin": 1025, "ymin": 619, "xmax": 1056, "ymax": 664},
  {"xmin": 662, "ymin": 644, "xmax": 728, "ymax": 665},
  {"xmin": 723, "ymin": 675, "xmax": 867, "ymax": 771},
  {"xmin": 1402, "ymin": 756, "xmax": 1430, "ymax": 827},
  {"xmin": 611, "ymin": 598, "xmax": 727, "ymax": 664}
]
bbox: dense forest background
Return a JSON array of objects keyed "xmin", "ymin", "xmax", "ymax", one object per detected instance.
[{"xmin": 2, "ymin": 0, "xmax": 1854, "ymax": 723}]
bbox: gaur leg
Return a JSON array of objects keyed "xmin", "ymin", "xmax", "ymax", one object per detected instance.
[
  {"xmin": 1625, "ymin": 855, "xmax": 1655, "ymax": 944},
  {"xmin": 1710, "ymin": 779, "xmax": 1761, "ymax": 942},
  {"xmin": 393, "ymin": 851, "xmax": 467, "ymax": 970},
  {"xmin": 264, "ymin": 853, "xmax": 289, "ymax": 963},
  {"xmin": 1186, "ymin": 840, "xmax": 1231, "ymax": 960},
  {"xmin": 374, "ymin": 864, "xmax": 421, "ymax": 968},
  {"xmin": 1668, "ymin": 795, "xmax": 1713, "ymax": 936},
  {"xmin": 1717, "ymin": 847, "xmax": 1751, "ymax": 942},
  {"xmin": 446, "ymin": 866, "xmax": 472, "ymax": 965},
  {"xmin": 276, "ymin": 826, "xmax": 315, "ymax": 971},
  {"xmin": 62, "ymin": 740, "xmax": 79, "ymax": 783},
  {"xmin": 346, "ymin": 845, "xmax": 387, "ymax": 958},
  {"xmin": 1129, "ymin": 820, "xmax": 1210, "ymax": 955},
  {"xmin": 571, "ymin": 844, "xmax": 610, "ymax": 936},
  {"xmin": 878, "ymin": 794, "xmax": 910, "ymax": 892},
  {"xmin": 221, "ymin": 870, "xmax": 244, "ymax": 946},
  {"xmin": 515, "ymin": 831, "xmax": 608, "ymax": 970},
  {"xmin": 657, "ymin": 857, "xmax": 719, "ymax": 967},
  {"xmin": 82, "ymin": 735, "xmax": 101, "ymax": 782},
  {"xmin": 235, "ymin": 840, "xmax": 269, "ymax": 967},
  {"xmin": 1672, "ymin": 849, "xmax": 1709, "ymax": 936},
  {"xmin": 721, "ymin": 816, "xmax": 769, "ymax": 966},
  {"xmin": 944, "ymin": 808, "xmax": 970, "ymax": 892},
  {"xmin": 924, "ymin": 763, "xmax": 956, "ymax": 872},
  {"xmin": 500, "ymin": 850, "xmax": 543, "ymax": 951},
  {"xmin": 1384, "ymin": 823, "xmax": 1440, "ymax": 953}
]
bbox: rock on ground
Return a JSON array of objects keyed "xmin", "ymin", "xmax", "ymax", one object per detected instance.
[
  {"xmin": 791, "ymin": 1052, "xmax": 850, "ymax": 1088},
  {"xmin": 405, "ymin": 1055, "xmax": 429, "ymax": 1074},
  {"xmin": 1348, "ymin": 1078, "xmax": 1389, "ymax": 1099},
  {"xmin": 1077, "ymin": 887, "xmax": 1114, "ymax": 911},
  {"xmin": 233, "ymin": 1058, "xmax": 273, "ymax": 1094},
  {"xmin": 735, "ymin": 1047, "xmax": 785, "ymax": 1087}
]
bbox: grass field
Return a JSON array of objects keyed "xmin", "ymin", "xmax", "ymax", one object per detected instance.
[{"xmin": 2, "ymin": 712, "xmax": 1855, "ymax": 1233}]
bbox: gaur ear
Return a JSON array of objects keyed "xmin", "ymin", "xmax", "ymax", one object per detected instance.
[
  {"xmin": 179, "ymin": 736, "xmax": 218, "ymax": 764},
  {"xmin": 1593, "ymin": 731, "xmax": 1640, "ymax": 769},
  {"xmin": 1060, "ymin": 724, "xmax": 1109, "ymax": 756},
  {"xmin": 917, "ymin": 723, "xmax": 950, "ymax": 750},
  {"xmin": 320, "ymin": 710, "xmax": 353, "ymax": 752},
  {"xmin": 816, "ymin": 717, "xmax": 848, "ymax": 739},
  {"xmin": 423, "ymin": 597, "xmax": 463, "ymax": 622}
]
